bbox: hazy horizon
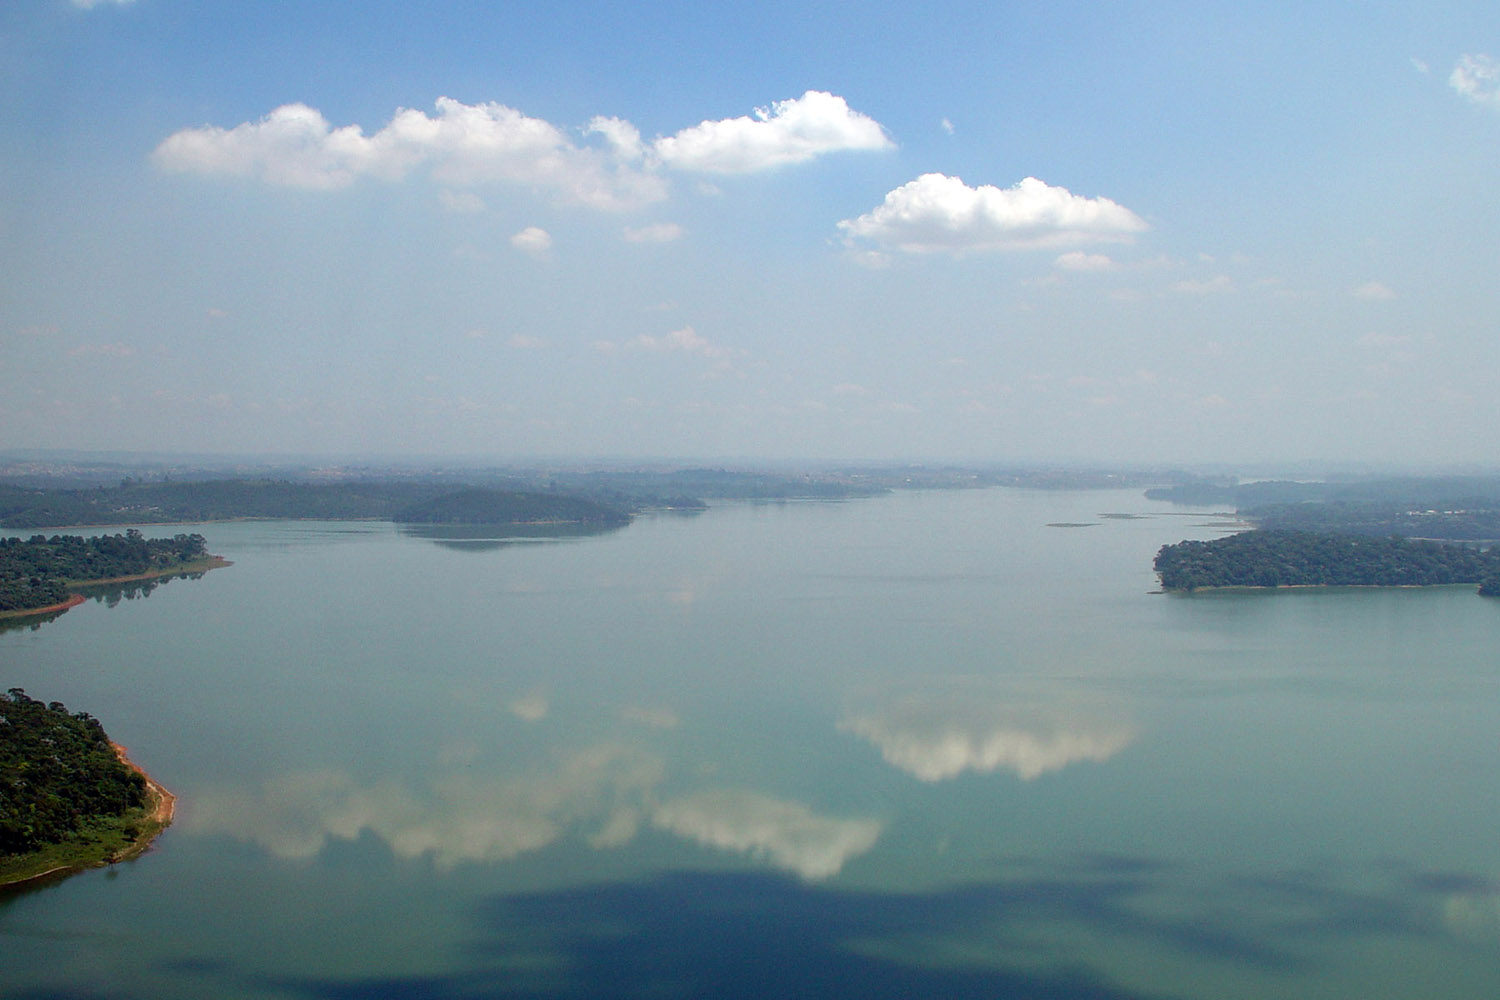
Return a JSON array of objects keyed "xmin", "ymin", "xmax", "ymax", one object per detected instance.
[{"xmin": 4, "ymin": 1, "xmax": 1497, "ymax": 467}]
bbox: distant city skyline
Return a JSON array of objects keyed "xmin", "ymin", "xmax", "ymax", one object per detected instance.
[{"xmin": 3, "ymin": 1, "xmax": 1497, "ymax": 465}]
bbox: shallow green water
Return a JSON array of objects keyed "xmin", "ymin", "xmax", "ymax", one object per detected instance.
[{"xmin": 3, "ymin": 488, "xmax": 1499, "ymax": 998}]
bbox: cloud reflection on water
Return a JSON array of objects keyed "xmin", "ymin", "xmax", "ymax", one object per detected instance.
[
  {"xmin": 839, "ymin": 685, "xmax": 1136, "ymax": 781},
  {"xmin": 183, "ymin": 750, "xmax": 880, "ymax": 880},
  {"xmin": 652, "ymin": 789, "xmax": 883, "ymax": 881},
  {"xmin": 184, "ymin": 744, "xmax": 663, "ymax": 869}
]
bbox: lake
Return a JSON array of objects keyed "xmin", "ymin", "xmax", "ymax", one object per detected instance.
[{"xmin": 4, "ymin": 487, "xmax": 1499, "ymax": 998}]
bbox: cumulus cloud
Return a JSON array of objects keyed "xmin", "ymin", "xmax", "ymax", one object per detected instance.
[
  {"xmin": 652, "ymin": 789, "xmax": 882, "ymax": 880},
  {"xmin": 623, "ymin": 222, "xmax": 684, "ymax": 243},
  {"xmin": 586, "ymin": 116, "xmax": 646, "ymax": 161},
  {"xmin": 840, "ymin": 689, "xmax": 1135, "ymax": 782},
  {"xmin": 510, "ymin": 226, "xmax": 553, "ymax": 258},
  {"xmin": 153, "ymin": 98, "xmax": 668, "ymax": 209},
  {"xmin": 154, "ymin": 91, "xmax": 890, "ymax": 207},
  {"xmin": 652, "ymin": 91, "xmax": 893, "ymax": 173},
  {"xmin": 838, "ymin": 174, "xmax": 1147, "ymax": 255},
  {"xmin": 1450, "ymin": 54, "xmax": 1500, "ymax": 109}
]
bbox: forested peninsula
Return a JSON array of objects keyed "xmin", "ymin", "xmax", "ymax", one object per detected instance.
[
  {"xmin": 0, "ymin": 690, "xmax": 173, "ymax": 886},
  {"xmin": 1155, "ymin": 530, "xmax": 1500, "ymax": 595},
  {"xmin": 0, "ymin": 530, "xmax": 227, "ymax": 617},
  {"xmin": 392, "ymin": 488, "xmax": 630, "ymax": 526}
]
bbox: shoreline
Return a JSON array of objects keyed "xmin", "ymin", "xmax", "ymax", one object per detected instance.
[
  {"xmin": 0, "ymin": 593, "xmax": 87, "ymax": 620},
  {"xmin": 0, "ymin": 744, "xmax": 175, "ymax": 889},
  {"xmin": 1162, "ymin": 581, "xmax": 1479, "ymax": 594},
  {"xmin": 0, "ymin": 556, "xmax": 231, "ymax": 621}
]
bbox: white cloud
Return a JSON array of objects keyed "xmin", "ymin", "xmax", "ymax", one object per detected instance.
[
  {"xmin": 1055, "ymin": 251, "xmax": 1117, "ymax": 272},
  {"xmin": 586, "ymin": 116, "xmax": 645, "ymax": 161},
  {"xmin": 71, "ymin": 0, "xmax": 135, "ymax": 7},
  {"xmin": 623, "ymin": 222, "xmax": 684, "ymax": 243},
  {"xmin": 506, "ymin": 334, "xmax": 544, "ymax": 350},
  {"xmin": 940, "ymin": 117, "xmax": 956, "ymax": 135},
  {"xmin": 1353, "ymin": 281, "xmax": 1396, "ymax": 301},
  {"xmin": 652, "ymin": 789, "xmax": 882, "ymax": 880},
  {"xmin": 652, "ymin": 91, "xmax": 893, "ymax": 174},
  {"xmin": 1451, "ymin": 54, "xmax": 1500, "ymax": 109},
  {"xmin": 154, "ymin": 98, "xmax": 668, "ymax": 209},
  {"xmin": 838, "ymin": 173, "xmax": 1147, "ymax": 255},
  {"xmin": 510, "ymin": 226, "xmax": 553, "ymax": 257},
  {"xmin": 154, "ymin": 92, "xmax": 888, "ymax": 205}
]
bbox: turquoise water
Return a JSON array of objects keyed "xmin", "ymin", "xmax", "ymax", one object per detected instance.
[{"xmin": 3, "ymin": 488, "xmax": 1499, "ymax": 998}]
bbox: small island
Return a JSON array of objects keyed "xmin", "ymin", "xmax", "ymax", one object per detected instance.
[
  {"xmin": 0, "ymin": 689, "xmax": 174, "ymax": 887},
  {"xmin": 1155, "ymin": 530, "xmax": 1500, "ymax": 593},
  {"xmin": 0, "ymin": 530, "xmax": 229, "ymax": 619}
]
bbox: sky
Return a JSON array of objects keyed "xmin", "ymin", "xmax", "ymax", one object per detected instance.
[{"xmin": 2, "ymin": 0, "xmax": 1497, "ymax": 467}]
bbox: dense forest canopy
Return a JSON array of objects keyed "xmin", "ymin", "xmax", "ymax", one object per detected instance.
[
  {"xmin": 0, "ymin": 689, "xmax": 145, "ymax": 857},
  {"xmin": 0, "ymin": 530, "xmax": 210, "ymax": 613},
  {"xmin": 1155, "ymin": 530, "xmax": 1500, "ymax": 592}
]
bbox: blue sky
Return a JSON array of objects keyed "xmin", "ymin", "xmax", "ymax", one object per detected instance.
[{"xmin": 2, "ymin": 0, "xmax": 1497, "ymax": 466}]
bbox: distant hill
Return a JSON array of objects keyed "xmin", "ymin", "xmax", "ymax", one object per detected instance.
[
  {"xmin": 1146, "ymin": 476, "xmax": 1500, "ymax": 541},
  {"xmin": 0, "ymin": 480, "xmax": 450, "ymax": 529},
  {"xmin": 392, "ymin": 488, "xmax": 631, "ymax": 526}
]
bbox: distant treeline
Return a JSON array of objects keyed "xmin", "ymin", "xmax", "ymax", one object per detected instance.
[
  {"xmin": 0, "ymin": 689, "xmax": 145, "ymax": 857},
  {"xmin": 0, "ymin": 473, "xmax": 893, "ymax": 530},
  {"xmin": 0, "ymin": 480, "xmax": 453, "ymax": 529},
  {"xmin": 393, "ymin": 488, "xmax": 630, "ymax": 526},
  {"xmin": 1155, "ymin": 530, "xmax": 1500, "ymax": 594},
  {"xmin": 0, "ymin": 530, "xmax": 209, "ymax": 612},
  {"xmin": 1146, "ymin": 476, "xmax": 1500, "ymax": 541}
]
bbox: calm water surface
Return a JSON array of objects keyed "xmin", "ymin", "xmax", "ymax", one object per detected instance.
[{"xmin": 3, "ymin": 488, "xmax": 1499, "ymax": 998}]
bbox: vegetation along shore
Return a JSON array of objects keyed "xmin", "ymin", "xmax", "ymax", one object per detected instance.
[
  {"xmin": 0, "ymin": 530, "xmax": 229, "ymax": 619},
  {"xmin": 0, "ymin": 690, "xmax": 175, "ymax": 888}
]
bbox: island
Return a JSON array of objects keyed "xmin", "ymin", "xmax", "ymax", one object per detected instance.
[
  {"xmin": 1154, "ymin": 530, "xmax": 1500, "ymax": 593},
  {"xmin": 0, "ymin": 530, "xmax": 229, "ymax": 619},
  {"xmin": 0, "ymin": 689, "xmax": 174, "ymax": 887}
]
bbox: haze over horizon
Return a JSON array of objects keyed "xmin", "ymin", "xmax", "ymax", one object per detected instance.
[{"xmin": 4, "ymin": 1, "xmax": 1496, "ymax": 467}]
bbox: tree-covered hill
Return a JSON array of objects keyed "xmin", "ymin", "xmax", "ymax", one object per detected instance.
[
  {"xmin": 1155, "ymin": 531, "xmax": 1500, "ymax": 592},
  {"xmin": 0, "ymin": 690, "xmax": 145, "ymax": 859},
  {"xmin": 393, "ymin": 488, "xmax": 631, "ymax": 526},
  {"xmin": 0, "ymin": 531, "xmax": 213, "ymax": 613}
]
